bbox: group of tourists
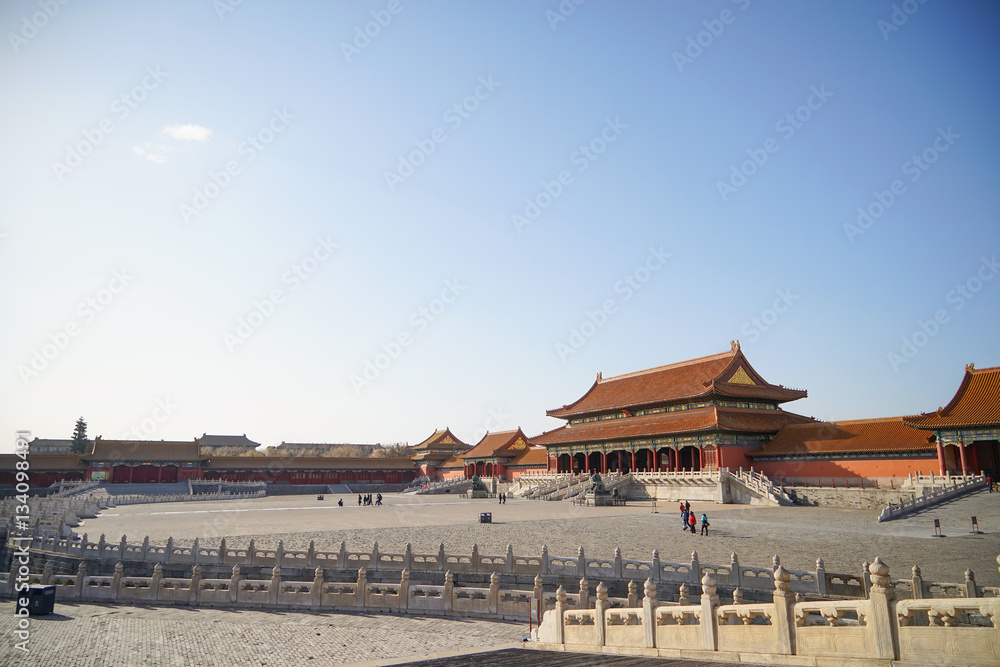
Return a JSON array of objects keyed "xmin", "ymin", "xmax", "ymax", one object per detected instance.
[
  {"xmin": 357, "ymin": 493, "xmax": 383, "ymax": 506},
  {"xmin": 679, "ymin": 500, "xmax": 709, "ymax": 535}
]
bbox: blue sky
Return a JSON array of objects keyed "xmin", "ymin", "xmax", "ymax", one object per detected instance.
[{"xmin": 1, "ymin": 0, "xmax": 998, "ymax": 452}]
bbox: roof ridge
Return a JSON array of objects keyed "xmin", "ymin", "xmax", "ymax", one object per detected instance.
[
  {"xmin": 831, "ymin": 416, "xmax": 907, "ymax": 425},
  {"xmin": 599, "ymin": 348, "xmax": 735, "ymax": 383}
]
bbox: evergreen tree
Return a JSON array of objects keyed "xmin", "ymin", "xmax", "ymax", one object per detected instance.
[{"xmin": 70, "ymin": 416, "xmax": 91, "ymax": 454}]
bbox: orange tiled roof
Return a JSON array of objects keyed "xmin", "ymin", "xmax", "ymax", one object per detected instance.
[
  {"xmin": 437, "ymin": 455, "xmax": 466, "ymax": 469},
  {"xmin": 905, "ymin": 365, "xmax": 1000, "ymax": 430},
  {"xmin": 547, "ymin": 343, "xmax": 806, "ymax": 418},
  {"xmin": 460, "ymin": 428, "xmax": 531, "ymax": 461},
  {"xmin": 532, "ymin": 407, "xmax": 813, "ymax": 446},
  {"xmin": 82, "ymin": 439, "xmax": 203, "ymax": 462},
  {"xmin": 748, "ymin": 417, "xmax": 936, "ymax": 457},
  {"xmin": 410, "ymin": 428, "xmax": 470, "ymax": 452},
  {"xmin": 507, "ymin": 447, "xmax": 548, "ymax": 468}
]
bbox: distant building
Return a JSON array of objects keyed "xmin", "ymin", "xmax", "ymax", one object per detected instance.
[
  {"xmin": 27, "ymin": 438, "xmax": 75, "ymax": 455},
  {"xmin": 195, "ymin": 434, "xmax": 261, "ymax": 450},
  {"xmin": 275, "ymin": 442, "xmax": 379, "ymax": 457},
  {"xmin": 458, "ymin": 428, "xmax": 546, "ymax": 479},
  {"xmin": 410, "ymin": 428, "xmax": 470, "ymax": 477}
]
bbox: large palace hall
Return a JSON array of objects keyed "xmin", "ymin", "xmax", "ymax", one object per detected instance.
[{"xmin": 3, "ymin": 342, "xmax": 998, "ymax": 488}]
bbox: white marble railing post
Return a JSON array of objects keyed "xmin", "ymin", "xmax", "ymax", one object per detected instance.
[
  {"xmin": 399, "ymin": 568, "xmax": 410, "ymax": 611},
  {"xmin": 911, "ymin": 565, "xmax": 924, "ymax": 599},
  {"xmin": 577, "ymin": 547, "xmax": 586, "ymax": 578},
  {"xmin": 443, "ymin": 570, "xmax": 453, "ymax": 612},
  {"xmin": 651, "ymin": 549, "xmax": 661, "ymax": 583},
  {"xmin": 151, "ymin": 563, "xmax": 163, "ymax": 601},
  {"xmin": 578, "ymin": 578, "xmax": 589, "ymax": 609},
  {"xmin": 690, "ymin": 551, "xmax": 700, "ymax": 584},
  {"xmin": 642, "ymin": 578, "xmax": 658, "ymax": 648},
  {"xmin": 533, "ymin": 574, "xmax": 543, "ymax": 605},
  {"xmin": 355, "ymin": 568, "xmax": 367, "ymax": 607},
  {"xmin": 437, "ymin": 543, "xmax": 446, "ymax": 571},
  {"xmin": 505, "ymin": 544, "xmax": 514, "ymax": 574},
  {"xmin": 613, "ymin": 548, "xmax": 623, "ymax": 579},
  {"xmin": 276, "ymin": 540, "xmax": 284, "ymax": 568},
  {"xmin": 489, "ymin": 572, "xmax": 499, "ymax": 614},
  {"xmin": 771, "ymin": 566, "xmax": 795, "ymax": 655},
  {"xmin": 593, "ymin": 582, "xmax": 607, "ymax": 647},
  {"xmin": 815, "ymin": 557, "xmax": 826, "ymax": 595},
  {"xmin": 311, "ymin": 567, "xmax": 324, "ymax": 608},
  {"xmin": 306, "ymin": 541, "xmax": 315, "ymax": 568},
  {"xmin": 541, "ymin": 545, "xmax": 550, "ymax": 575},
  {"xmin": 964, "ymin": 569, "xmax": 977, "ymax": 597},
  {"xmin": 403, "ymin": 543, "xmax": 412, "ymax": 571},
  {"xmin": 867, "ymin": 558, "xmax": 898, "ymax": 660},
  {"xmin": 42, "ymin": 562, "xmax": 53, "ymax": 585},
  {"xmin": 339, "ymin": 541, "xmax": 348, "ymax": 569},
  {"xmin": 111, "ymin": 562, "xmax": 124, "ymax": 600},
  {"xmin": 97, "ymin": 534, "xmax": 107, "ymax": 558},
  {"xmin": 218, "ymin": 538, "xmax": 227, "ymax": 564},
  {"xmin": 190, "ymin": 565, "xmax": 202, "ymax": 604},
  {"xmin": 164, "ymin": 537, "xmax": 174, "ymax": 564},
  {"xmin": 229, "ymin": 564, "xmax": 241, "ymax": 604},
  {"xmin": 370, "ymin": 542, "xmax": 378, "ymax": 571},
  {"xmin": 247, "ymin": 539, "xmax": 256, "ymax": 565},
  {"xmin": 730, "ymin": 552, "xmax": 741, "ymax": 589},
  {"xmin": 74, "ymin": 561, "xmax": 87, "ymax": 598},
  {"xmin": 627, "ymin": 580, "xmax": 638, "ymax": 608},
  {"xmin": 192, "ymin": 538, "xmax": 200, "ymax": 565},
  {"xmin": 700, "ymin": 572, "xmax": 720, "ymax": 651}
]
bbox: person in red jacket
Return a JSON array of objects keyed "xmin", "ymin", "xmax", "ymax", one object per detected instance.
[{"xmin": 688, "ymin": 512, "xmax": 696, "ymax": 533}]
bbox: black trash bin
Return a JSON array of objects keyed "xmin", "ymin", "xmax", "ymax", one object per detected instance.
[
  {"xmin": 479, "ymin": 512, "xmax": 492, "ymax": 524},
  {"xmin": 17, "ymin": 585, "xmax": 55, "ymax": 616}
]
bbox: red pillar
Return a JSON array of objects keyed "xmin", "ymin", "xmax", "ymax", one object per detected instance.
[
  {"xmin": 631, "ymin": 451, "xmax": 636, "ymax": 472},
  {"xmin": 959, "ymin": 443, "xmax": 968, "ymax": 474},
  {"xmin": 936, "ymin": 441, "xmax": 946, "ymax": 476},
  {"xmin": 128, "ymin": 466, "xmax": 134, "ymax": 483},
  {"xmin": 698, "ymin": 447, "xmax": 703, "ymax": 470},
  {"xmin": 601, "ymin": 452, "xmax": 607, "ymax": 474}
]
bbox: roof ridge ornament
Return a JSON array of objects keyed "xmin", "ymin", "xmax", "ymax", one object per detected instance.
[
  {"xmin": 966, "ymin": 363, "xmax": 975, "ymax": 372},
  {"xmin": 731, "ymin": 339, "xmax": 740, "ymax": 351},
  {"xmin": 596, "ymin": 372, "xmax": 602, "ymax": 381}
]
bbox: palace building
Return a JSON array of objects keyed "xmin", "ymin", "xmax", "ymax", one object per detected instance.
[
  {"xmin": 532, "ymin": 342, "xmax": 815, "ymax": 474},
  {"xmin": 457, "ymin": 428, "xmax": 548, "ymax": 480},
  {"xmin": 410, "ymin": 428, "xmax": 471, "ymax": 477}
]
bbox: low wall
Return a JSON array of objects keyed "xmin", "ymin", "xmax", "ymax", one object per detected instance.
[
  {"xmin": 784, "ymin": 486, "xmax": 916, "ymax": 510},
  {"xmin": 533, "ymin": 562, "xmax": 1000, "ymax": 667}
]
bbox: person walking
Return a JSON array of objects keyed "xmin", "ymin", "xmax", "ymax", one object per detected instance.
[
  {"xmin": 987, "ymin": 475, "xmax": 994, "ymax": 493},
  {"xmin": 688, "ymin": 512, "xmax": 697, "ymax": 533},
  {"xmin": 358, "ymin": 494, "xmax": 362, "ymax": 506},
  {"xmin": 700, "ymin": 513, "xmax": 709, "ymax": 536},
  {"xmin": 681, "ymin": 507, "xmax": 689, "ymax": 530}
]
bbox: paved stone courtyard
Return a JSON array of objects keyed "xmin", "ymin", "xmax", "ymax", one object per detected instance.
[
  {"xmin": 0, "ymin": 601, "xmax": 525, "ymax": 666},
  {"xmin": 4, "ymin": 489, "xmax": 998, "ymax": 665},
  {"xmin": 84, "ymin": 489, "xmax": 1000, "ymax": 586}
]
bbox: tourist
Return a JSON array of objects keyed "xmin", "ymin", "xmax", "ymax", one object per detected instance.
[
  {"xmin": 376, "ymin": 493, "xmax": 383, "ymax": 506},
  {"xmin": 358, "ymin": 494, "xmax": 362, "ymax": 506},
  {"xmin": 688, "ymin": 512, "xmax": 697, "ymax": 533},
  {"xmin": 684, "ymin": 500, "xmax": 690, "ymax": 513},
  {"xmin": 700, "ymin": 514, "xmax": 709, "ymax": 536},
  {"xmin": 987, "ymin": 474, "xmax": 994, "ymax": 493},
  {"xmin": 338, "ymin": 499, "xmax": 343, "ymax": 507},
  {"xmin": 681, "ymin": 507, "xmax": 689, "ymax": 530}
]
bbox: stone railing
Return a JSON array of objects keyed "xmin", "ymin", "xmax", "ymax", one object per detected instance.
[
  {"xmin": 29, "ymin": 531, "xmax": 999, "ymax": 601},
  {"xmin": 403, "ymin": 478, "xmax": 470, "ymax": 495},
  {"xmin": 106, "ymin": 490, "xmax": 266, "ymax": 506},
  {"xmin": 50, "ymin": 481, "xmax": 102, "ymax": 498},
  {"xmin": 727, "ymin": 468, "xmax": 792, "ymax": 505},
  {"xmin": 0, "ymin": 561, "xmax": 545, "ymax": 621},
  {"xmin": 534, "ymin": 559, "xmax": 1000, "ymax": 666},
  {"xmin": 878, "ymin": 473, "xmax": 986, "ymax": 521}
]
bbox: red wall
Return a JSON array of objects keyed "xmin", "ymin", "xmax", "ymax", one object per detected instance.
[{"xmin": 751, "ymin": 455, "xmax": 937, "ymax": 480}]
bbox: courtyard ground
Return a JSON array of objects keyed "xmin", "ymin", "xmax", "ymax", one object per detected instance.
[{"xmin": 81, "ymin": 488, "xmax": 1000, "ymax": 587}]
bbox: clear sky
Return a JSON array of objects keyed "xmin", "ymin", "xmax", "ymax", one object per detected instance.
[{"xmin": 1, "ymin": 0, "xmax": 998, "ymax": 453}]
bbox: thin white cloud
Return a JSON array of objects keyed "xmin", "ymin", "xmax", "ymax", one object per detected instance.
[
  {"xmin": 163, "ymin": 124, "xmax": 212, "ymax": 142},
  {"xmin": 132, "ymin": 142, "xmax": 171, "ymax": 163}
]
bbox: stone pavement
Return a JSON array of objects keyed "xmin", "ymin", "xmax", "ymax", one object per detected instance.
[
  {"xmin": 84, "ymin": 488, "xmax": 1000, "ymax": 587},
  {"xmin": 0, "ymin": 601, "xmax": 525, "ymax": 667}
]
